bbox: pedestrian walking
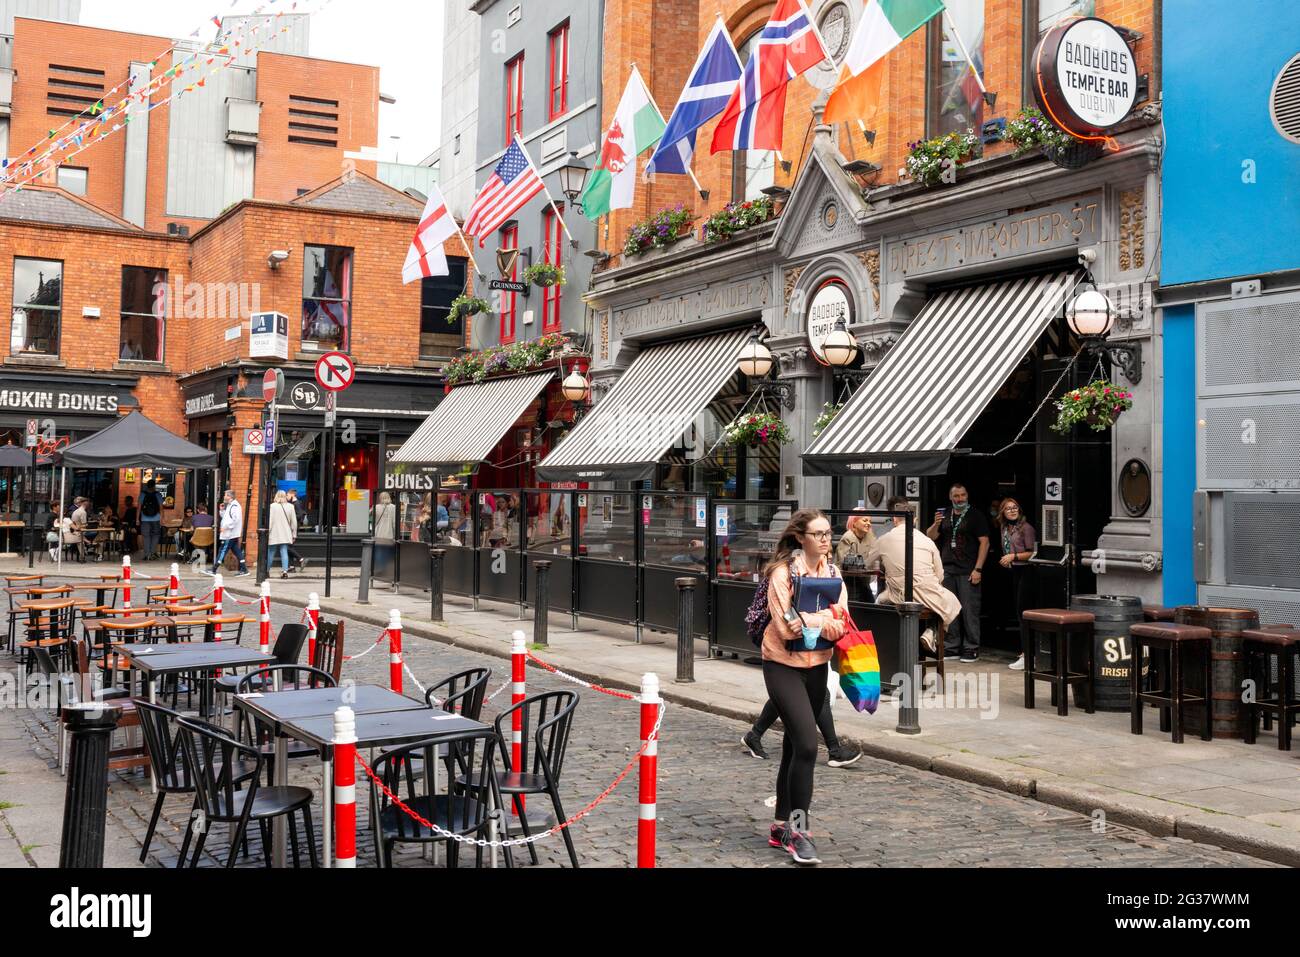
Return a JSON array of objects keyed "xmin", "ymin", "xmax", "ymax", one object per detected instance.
[
  {"xmin": 926, "ymin": 483, "xmax": 990, "ymax": 662},
  {"xmin": 372, "ymin": 491, "xmax": 397, "ymax": 572},
  {"xmin": 994, "ymin": 498, "xmax": 1037, "ymax": 671},
  {"xmin": 216, "ymin": 489, "xmax": 249, "ymax": 576},
  {"xmin": 755, "ymin": 508, "xmax": 850, "ymax": 866},
  {"xmin": 286, "ymin": 488, "xmax": 308, "ymax": 570},
  {"xmin": 268, "ymin": 490, "xmax": 298, "ymax": 579}
]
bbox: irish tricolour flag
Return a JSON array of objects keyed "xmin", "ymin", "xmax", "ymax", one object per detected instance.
[
  {"xmin": 824, "ymin": 0, "xmax": 945, "ymax": 125},
  {"xmin": 581, "ymin": 65, "xmax": 666, "ymax": 221}
]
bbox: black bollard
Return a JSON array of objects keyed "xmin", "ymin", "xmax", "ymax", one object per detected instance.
[
  {"xmin": 675, "ymin": 577, "xmax": 696, "ymax": 683},
  {"xmin": 429, "ymin": 547, "xmax": 446, "ymax": 622},
  {"xmin": 357, "ymin": 537, "xmax": 374, "ymax": 605},
  {"xmin": 59, "ymin": 704, "xmax": 122, "ymax": 868},
  {"xmin": 533, "ymin": 560, "xmax": 551, "ymax": 647},
  {"xmin": 895, "ymin": 601, "xmax": 923, "ymax": 734}
]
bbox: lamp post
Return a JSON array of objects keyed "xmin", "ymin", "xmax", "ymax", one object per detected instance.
[
  {"xmin": 558, "ymin": 153, "xmax": 590, "ymax": 213},
  {"xmin": 1065, "ymin": 276, "xmax": 1142, "ymax": 384}
]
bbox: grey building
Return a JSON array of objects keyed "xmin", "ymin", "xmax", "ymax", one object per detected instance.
[
  {"xmin": 437, "ymin": 0, "xmax": 480, "ymax": 221},
  {"xmin": 467, "ymin": 0, "xmax": 600, "ymax": 352}
]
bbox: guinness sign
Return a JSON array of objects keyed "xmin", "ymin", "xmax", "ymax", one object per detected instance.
[{"xmin": 496, "ymin": 247, "xmax": 520, "ymax": 278}]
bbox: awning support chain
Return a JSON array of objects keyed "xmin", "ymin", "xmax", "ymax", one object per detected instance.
[
  {"xmin": 695, "ymin": 386, "xmax": 766, "ymax": 467},
  {"xmin": 966, "ymin": 347, "xmax": 1084, "ymax": 460}
]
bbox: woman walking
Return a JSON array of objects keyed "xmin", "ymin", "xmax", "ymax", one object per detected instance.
[
  {"xmin": 996, "ymin": 498, "xmax": 1037, "ymax": 671},
  {"xmin": 268, "ymin": 491, "xmax": 298, "ymax": 579},
  {"xmin": 373, "ymin": 491, "xmax": 398, "ymax": 573},
  {"xmin": 758, "ymin": 508, "xmax": 849, "ymax": 866}
]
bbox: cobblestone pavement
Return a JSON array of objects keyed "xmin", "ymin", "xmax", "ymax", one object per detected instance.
[{"xmin": 4, "ymin": 597, "xmax": 1277, "ymax": 868}]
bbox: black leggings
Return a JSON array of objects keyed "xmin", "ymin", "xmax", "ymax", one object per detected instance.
[
  {"xmin": 751, "ymin": 690, "xmax": 839, "ymax": 750},
  {"xmin": 762, "ymin": 660, "xmax": 828, "ymax": 825}
]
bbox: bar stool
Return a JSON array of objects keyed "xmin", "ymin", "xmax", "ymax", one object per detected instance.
[
  {"xmin": 1242, "ymin": 628, "xmax": 1300, "ymax": 751},
  {"xmin": 1021, "ymin": 609, "xmax": 1096, "ymax": 716},
  {"xmin": 918, "ymin": 608, "xmax": 946, "ymax": 684},
  {"xmin": 1142, "ymin": 606, "xmax": 1175, "ymax": 623},
  {"xmin": 1130, "ymin": 622, "xmax": 1212, "ymax": 743}
]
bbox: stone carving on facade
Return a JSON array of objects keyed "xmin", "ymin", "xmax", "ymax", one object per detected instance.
[
  {"xmin": 784, "ymin": 265, "xmax": 806, "ymax": 304},
  {"xmin": 854, "ymin": 249, "xmax": 880, "ymax": 310},
  {"xmin": 774, "ymin": 346, "xmax": 817, "ymax": 377},
  {"xmin": 859, "ymin": 334, "xmax": 897, "ymax": 367},
  {"xmin": 599, "ymin": 312, "xmax": 609, "ymax": 361},
  {"xmin": 1119, "ymin": 188, "xmax": 1146, "ymax": 272}
]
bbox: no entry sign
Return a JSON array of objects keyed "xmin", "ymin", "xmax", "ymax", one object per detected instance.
[
  {"xmin": 263, "ymin": 369, "xmax": 283, "ymax": 403},
  {"xmin": 315, "ymin": 352, "xmax": 355, "ymax": 392}
]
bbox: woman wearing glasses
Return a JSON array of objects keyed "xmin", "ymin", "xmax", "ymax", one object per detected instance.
[
  {"xmin": 995, "ymin": 498, "xmax": 1037, "ymax": 671},
  {"xmin": 753, "ymin": 508, "xmax": 849, "ymax": 866}
]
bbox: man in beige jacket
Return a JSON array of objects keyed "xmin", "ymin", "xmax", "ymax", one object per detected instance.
[{"xmin": 865, "ymin": 496, "xmax": 961, "ymax": 653}]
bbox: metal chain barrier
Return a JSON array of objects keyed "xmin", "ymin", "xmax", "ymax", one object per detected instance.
[
  {"xmin": 401, "ymin": 661, "xmax": 428, "ymax": 698},
  {"xmin": 342, "ymin": 630, "xmax": 391, "ymax": 662},
  {"xmin": 352, "ymin": 702, "xmax": 665, "ymax": 850},
  {"xmin": 525, "ymin": 651, "xmax": 639, "ymax": 701},
  {"xmin": 485, "ymin": 678, "xmax": 511, "ymax": 702}
]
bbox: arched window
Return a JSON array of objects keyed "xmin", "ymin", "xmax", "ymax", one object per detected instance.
[{"xmin": 731, "ymin": 30, "xmax": 776, "ymax": 203}]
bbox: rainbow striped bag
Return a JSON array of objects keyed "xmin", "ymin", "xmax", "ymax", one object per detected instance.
[{"xmin": 829, "ymin": 607, "xmax": 880, "ymax": 714}]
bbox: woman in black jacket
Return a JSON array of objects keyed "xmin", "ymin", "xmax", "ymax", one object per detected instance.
[{"xmin": 120, "ymin": 495, "xmax": 139, "ymax": 555}]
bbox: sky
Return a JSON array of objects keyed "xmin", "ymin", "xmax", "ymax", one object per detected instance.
[{"xmin": 79, "ymin": 0, "xmax": 445, "ymax": 164}]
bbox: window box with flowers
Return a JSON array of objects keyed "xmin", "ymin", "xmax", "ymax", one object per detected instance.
[
  {"xmin": 702, "ymin": 195, "xmax": 776, "ymax": 244},
  {"xmin": 724, "ymin": 411, "xmax": 792, "ymax": 449},
  {"xmin": 522, "ymin": 262, "xmax": 566, "ymax": 288},
  {"xmin": 901, "ymin": 129, "xmax": 980, "ymax": 187},
  {"xmin": 1002, "ymin": 106, "xmax": 1102, "ymax": 170},
  {"xmin": 444, "ymin": 332, "xmax": 573, "ymax": 386},
  {"xmin": 623, "ymin": 205, "xmax": 694, "ymax": 258},
  {"xmin": 1050, "ymin": 379, "xmax": 1134, "ymax": 434},
  {"xmin": 449, "ymin": 294, "xmax": 491, "ymax": 325}
]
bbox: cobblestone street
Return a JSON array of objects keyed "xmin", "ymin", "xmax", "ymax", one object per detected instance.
[{"xmin": 2, "ymin": 600, "xmax": 1276, "ymax": 868}]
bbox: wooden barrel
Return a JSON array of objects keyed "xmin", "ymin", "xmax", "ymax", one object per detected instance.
[
  {"xmin": 1174, "ymin": 606, "xmax": 1259, "ymax": 739},
  {"xmin": 1070, "ymin": 595, "xmax": 1144, "ymax": 712}
]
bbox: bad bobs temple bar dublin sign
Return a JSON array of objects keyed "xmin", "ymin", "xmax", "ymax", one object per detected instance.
[{"xmin": 1034, "ymin": 17, "xmax": 1139, "ymax": 135}]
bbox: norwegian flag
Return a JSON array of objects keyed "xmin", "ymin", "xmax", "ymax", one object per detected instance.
[
  {"xmin": 402, "ymin": 183, "xmax": 456, "ymax": 284},
  {"xmin": 463, "ymin": 137, "xmax": 545, "ymax": 247},
  {"xmin": 710, "ymin": 0, "xmax": 828, "ymax": 153}
]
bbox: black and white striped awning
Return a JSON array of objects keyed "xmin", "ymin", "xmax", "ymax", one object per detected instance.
[
  {"xmin": 389, "ymin": 371, "xmax": 553, "ymax": 471},
  {"xmin": 537, "ymin": 327, "xmax": 753, "ymax": 482},
  {"xmin": 803, "ymin": 269, "xmax": 1082, "ymax": 476}
]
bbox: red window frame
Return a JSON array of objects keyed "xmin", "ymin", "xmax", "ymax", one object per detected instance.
[
  {"xmin": 542, "ymin": 204, "xmax": 563, "ymax": 332},
  {"xmin": 547, "ymin": 22, "xmax": 570, "ymax": 121},
  {"xmin": 505, "ymin": 54, "xmax": 525, "ymax": 145},
  {"xmin": 499, "ymin": 224, "xmax": 519, "ymax": 344}
]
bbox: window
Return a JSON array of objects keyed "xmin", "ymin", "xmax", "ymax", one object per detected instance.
[
  {"xmin": 927, "ymin": 0, "xmax": 985, "ymax": 138},
  {"xmin": 10, "ymin": 258, "xmax": 62, "ymax": 356},
  {"xmin": 1023, "ymin": 0, "xmax": 1094, "ymax": 102},
  {"xmin": 119, "ymin": 266, "xmax": 166, "ymax": 363},
  {"xmin": 542, "ymin": 204, "xmax": 563, "ymax": 332},
  {"xmin": 301, "ymin": 245, "xmax": 353, "ymax": 352},
  {"xmin": 499, "ymin": 224, "xmax": 518, "ymax": 344},
  {"xmin": 547, "ymin": 22, "xmax": 570, "ymax": 120},
  {"xmin": 56, "ymin": 166, "xmax": 87, "ymax": 196},
  {"xmin": 505, "ymin": 54, "xmax": 525, "ymax": 145},
  {"xmin": 731, "ymin": 32, "xmax": 775, "ymax": 203},
  {"xmin": 420, "ymin": 257, "xmax": 469, "ymax": 358}
]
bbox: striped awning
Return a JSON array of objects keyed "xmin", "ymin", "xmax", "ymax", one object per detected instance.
[
  {"xmin": 389, "ymin": 371, "xmax": 553, "ymax": 470},
  {"xmin": 803, "ymin": 269, "xmax": 1082, "ymax": 476},
  {"xmin": 537, "ymin": 327, "xmax": 753, "ymax": 482}
]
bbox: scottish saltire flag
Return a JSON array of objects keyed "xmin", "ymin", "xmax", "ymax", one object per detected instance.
[
  {"xmin": 709, "ymin": 0, "xmax": 829, "ymax": 153},
  {"xmin": 646, "ymin": 19, "xmax": 742, "ymax": 177},
  {"xmin": 464, "ymin": 138, "xmax": 545, "ymax": 246}
]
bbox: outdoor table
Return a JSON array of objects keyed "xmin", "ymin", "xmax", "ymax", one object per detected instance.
[
  {"xmin": 122, "ymin": 642, "xmax": 272, "ymax": 720},
  {"xmin": 72, "ymin": 581, "xmax": 135, "ymax": 608},
  {"xmin": 0, "ymin": 520, "xmax": 25, "ymax": 553},
  {"xmin": 233, "ymin": 684, "xmax": 485, "ymax": 868}
]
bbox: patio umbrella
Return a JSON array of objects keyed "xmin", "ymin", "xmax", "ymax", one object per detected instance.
[{"xmin": 0, "ymin": 444, "xmax": 51, "ymax": 468}]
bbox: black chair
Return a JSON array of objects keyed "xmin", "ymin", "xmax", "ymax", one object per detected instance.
[
  {"xmin": 488, "ymin": 690, "xmax": 580, "ymax": 868},
  {"xmin": 213, "ymin": 623, "xmax": 309, "ymax": 697},
  {"xmin": 312, "ymin": 619, "xmax": 346, "ymax": 686},
  {"xmin": 234, "ymin": 664, "xmax": 336, "ymax": 785},
  {"xmin": 368, "ymin": 728, "xmax": 513, "ymax": 869},
  {"xmin": 175, "ymin": 715, "xmax": 317, "ymax": 868},
  {"xmin": 384, "ymin": 668, "xmax": 492, "ymax": 786}
]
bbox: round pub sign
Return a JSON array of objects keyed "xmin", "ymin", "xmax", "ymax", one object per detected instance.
[
  {"xmin": 806, "ymin": 279, "xmax": 853, "ymax": 366},
  {"xmin": 1032, "ymin": 17, "xmax": 1137, "ymax": 136}
]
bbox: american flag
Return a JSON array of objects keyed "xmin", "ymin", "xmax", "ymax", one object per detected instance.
[
  {"xmin": 464, "ymin": 138, "xmax": 545, "ymax": 246},
  {"xmin": 710, "ymin": 0, "xmax": 828, "ymax": 153}
]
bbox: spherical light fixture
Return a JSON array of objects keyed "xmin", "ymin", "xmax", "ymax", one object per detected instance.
[
  {"xmin": 737, "ymin": 333, "xmax": 774, "ymax": 378},
  {"xmin": 822, "ymin": 318, "xmax": 859, "ymax": 368},
  {"xmin": 562, "ymin": 369, "xmax": 590, "ymax": 403},
  {"xmin": 1066, "ymin": 281, "xmax": 1114, "ymax": 338}
]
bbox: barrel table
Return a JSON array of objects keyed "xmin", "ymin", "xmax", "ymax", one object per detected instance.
[
  {"xmin": 1070, "ymin": 595, "xmax": 1144, "ymax": 712},
  {"xmin": 1174, "ymin": 605, "xmax": 1259, "ymax": 739}
]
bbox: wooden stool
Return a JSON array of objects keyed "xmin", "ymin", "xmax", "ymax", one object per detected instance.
[
  {"xmin": 918, "ymin": 608, "xmax": 946, "ymax": 684},
  {"xmin": 1242, "ymin": 628, "xmax": 1300, "ymax": 751},
  {"xmin": 1142, "ymin": 605, "xmax": 1175, "ymax": 623},
  {"xmin": 1130, "ymin": 622, "xmax": 1212, "ymax": 743},
  {"xmin": 1021, "ymin": 609, "xmax": 1096, "ymax": 716}
]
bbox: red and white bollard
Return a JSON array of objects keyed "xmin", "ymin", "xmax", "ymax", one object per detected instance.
[
  {"xmin": 259, "ymin": 580, "xmax": 272, "ymax": 655},
  {"xmin": 212, "ymin": 573, "xmax": 224, "ymax": 642},
  {"xmin": 306, "ymin": 593, "xmax": 321, "ymax": 667},
  {"xmin": 511, "ymin": 630, "xmax": 527, "ymax": 814},
  {"xmin": 168, "ymin": 562, "xmax": 180, "ymax": 601},
  {"xmin": 332, "ymin": 706, "xmax": 357, "ymax": 868},
  {"xmin": 388, "ymin": 609, "xmax": 403, "ymax": 695},
  {"xmin": 638, "ymin": 672, "xmax": 660, "ymax": 869},
  {"xmin": 122, "ymin": 554, "xmax": 132, "ymax": 616}
]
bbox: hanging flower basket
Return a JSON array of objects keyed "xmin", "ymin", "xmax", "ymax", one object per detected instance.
[
  {"xmin": 522, "ymin": 262, "xmax": 566, "ymax": 288},
  {"xmin": 1050, "ymin": 379, "xmax": 1134, "ymax": 434},
  {"xmin": 449, "ymin": 294, "xmax": 490, "ymax": 324},
  {"xmin": 1041, "ymin": 137, "xmax": 1105, "ymax": 170},
  {"xmin": 724, "ymin": 411, "xmax": 792, "ymax": 449},
  {"xmin": 812, "ymin": 401, "xmax": 844, "ymax": 439},
  {"xmin": 702, "ymin": 196, "xmax": 775, "ymax": 244}
]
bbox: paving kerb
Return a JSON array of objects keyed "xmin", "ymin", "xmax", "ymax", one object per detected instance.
[{"xmin": 222, "ymin": 580, "xmax": 1300, "ymax": 868}]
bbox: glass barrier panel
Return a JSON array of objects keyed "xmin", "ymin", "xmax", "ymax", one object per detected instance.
[
  {"xmin": 575, "ymin": 490, "xmax": 634, "ymax": 563},
  {"xmin": 640, "ymin": 492, "xmax": 709, "ymax": 571},
  {"xmin": 712, "ymin": 500, "xmax": 794, "ymax": 582},
  {"xmin": 476, "ymin": 490, "xmax": 522, "ymax": 549},
  {"xmin": 525, "ymin": 490, "xmax": 571, "ymax": 555}
]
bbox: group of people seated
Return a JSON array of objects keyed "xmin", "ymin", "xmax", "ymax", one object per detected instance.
[{"xmin": 45, "ymin": 494, "xmax": 216, "ymax": 564}]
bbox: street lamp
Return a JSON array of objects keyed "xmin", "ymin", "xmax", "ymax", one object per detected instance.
[
  {"xmin": 558, "ymin": 152, "xmax": 590, "ymax": 211},
  {"xmin": 736, "ymin": 330, "xmax": 794, "ymax": 410},
  {"xmin": 561, "ymin": 368, "xmax": 590, "ymax": 403},
  {"xmin": 822, "ymin": 317, "xmax": 859, "ymax": 368},
  {"xmin": 1065, "ymin": 276, "xmax": 1142, "ymax": 383}
]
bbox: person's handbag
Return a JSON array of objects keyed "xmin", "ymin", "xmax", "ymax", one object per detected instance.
[{"xmin": 828, "ymin": 606, "xmax": 881, "ymax": 714}]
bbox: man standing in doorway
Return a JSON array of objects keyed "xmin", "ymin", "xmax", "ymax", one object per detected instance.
[
  {"xmin": 927, "ymin": 483, "xmax": 989, "ymax": 662},
  {"xmin": 217, "ymin": 488, "xmax": 250, "ymax": 576},
  {"xmin": 139, "ymin": 479, "xmax": 164, "ymax": 561}
]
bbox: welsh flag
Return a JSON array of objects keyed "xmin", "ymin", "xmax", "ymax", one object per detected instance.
[
  {"xmin": 824, "ymin": 0, "xmax": 945, "ymax": 125},
  {"xmin": 581, "ymin": 65, "xmax": 665, "ymax": 221}
]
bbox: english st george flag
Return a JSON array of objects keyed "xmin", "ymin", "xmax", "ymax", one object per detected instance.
[
  {"xmin": 710, "ymin": 0, "xmax": 829, "ymax": 153},
  {"xmin": 401, "ymin": 183, "xmax": 455, "ymax": 283},
  {"xmin": 463, "ymin": 137, "xmax": 545, "ymax": 245},
  {"xmin": 646, "ymin": 19, "xmax": 743, "ymax": 177},
  {"xmin": 824, "ymin": 0, "xmax": 945, "ymax": 124},
  {"xmin": 580, "ymin": 65, "xmax": 665, "ymax": 220}
]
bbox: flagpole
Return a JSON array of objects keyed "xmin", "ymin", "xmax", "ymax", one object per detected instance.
[
  {"xmin": 942, "ymin": 9, "xmax": 993, "ymax": 105},
  {"xmin": 515, "ymin": 134, "xmax": 576, "ymax": 244}
]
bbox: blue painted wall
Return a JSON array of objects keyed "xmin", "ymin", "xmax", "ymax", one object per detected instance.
[
  {"xmin": 1161, "ymin": 303, "xmax": 1196, "ymax": 605},
  {"xmin": 1162, "ymin": 0, "xmax": 1300, "ymax": 285}
]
